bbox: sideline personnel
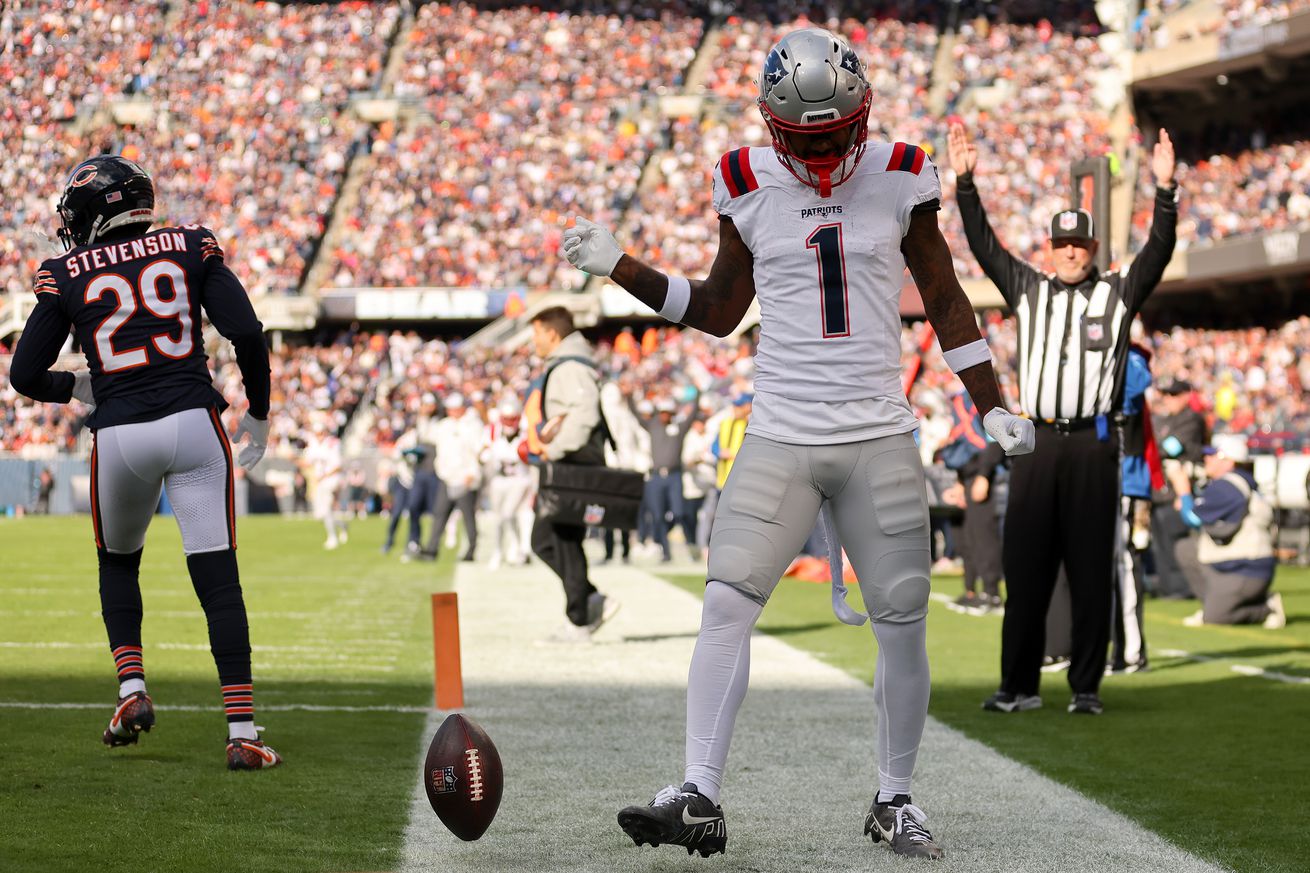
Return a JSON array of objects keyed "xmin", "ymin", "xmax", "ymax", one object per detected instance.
[
  {"xmin": 527, "ymin": 306, "xmax": 620, "ymax": 642},
  {"xmin": 949, "ymin": 122, "xmax": 1178, "ymax": 715}
]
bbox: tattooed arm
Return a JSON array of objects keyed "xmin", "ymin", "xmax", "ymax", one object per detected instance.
[
  {"xmin": 608, "ymin": 218, "xmax": 757, "ymax": 338},
  {"xmin": 902, "ymin": 208, "xmax": 1006, "ymax": 413}
]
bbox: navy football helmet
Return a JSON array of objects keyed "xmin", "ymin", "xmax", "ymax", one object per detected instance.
[{"xmin": 57, "ymin": 155, "xmax": 155, "ymax": 251}]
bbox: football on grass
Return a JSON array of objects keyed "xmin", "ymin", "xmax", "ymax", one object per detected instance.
[{"xmin": 423, "ymin": 713, "xmax": 504, "ymax": 841}]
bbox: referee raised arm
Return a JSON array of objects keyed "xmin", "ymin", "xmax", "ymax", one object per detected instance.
[{"xmin": 948, "ymin": 122, "xmax": 1178, "ymax": 715}]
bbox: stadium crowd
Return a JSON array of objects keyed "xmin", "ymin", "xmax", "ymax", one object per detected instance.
[
  {"xmin": 101, "ymin": 0, "xmax": 400, "ymax": 297},
  {"xmin": 8, "ymin": 312, "xmax": 1310, "ymax": 458},
  {"xmin": 1133, "ymin": 0, "xmax": 1310, "ymax": 51},
  {"xmin": 327, "ymin": 2, "xmax": 702, "ymax": 290},
  {"xmin": 1220, "ymin": 0, "xmax": 1310, "ymax": 28},
  {"xmin": 938, "ymin": 18, "xmax": 1116, "ymax": 278},
  {"xmin": 1, "ymin": 0, "xmax": 398, "ymax": 301},
  {"xmin": 1130, "ymin": 133, "xmax": 1310, "ymax": 252},
  {"xmin": 5, "ymin": 0, "xmax": 1281, "ymax": 303},
  {"xmin": 4, "ymin": 2, "xmax": 1310, "ymax": 500}
]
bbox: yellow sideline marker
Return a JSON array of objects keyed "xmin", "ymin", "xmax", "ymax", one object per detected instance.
[{"xmin": 431, "ymin": 592, "xmax": 464, "ymax": 710}]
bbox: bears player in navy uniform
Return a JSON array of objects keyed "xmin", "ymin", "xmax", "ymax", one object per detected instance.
[{"xmin": 9, "ymin": 155, "xmax": 282, "ymax": 770}]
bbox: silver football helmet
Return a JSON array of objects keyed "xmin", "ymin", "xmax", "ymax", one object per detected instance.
[{"xmin": 757, "ymin": 28, "xmax": 872, "ymax": 197}]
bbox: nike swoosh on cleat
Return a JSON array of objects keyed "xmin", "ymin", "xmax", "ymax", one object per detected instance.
[
  {"xmin": 874, "ymin": 817, "xmax": 895, "ymax": 842},
  {"xmin": 682, "ymin": 808, "xmax": 721, "ymax": 825}
]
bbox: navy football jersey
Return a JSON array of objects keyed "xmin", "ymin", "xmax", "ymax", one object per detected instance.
[{"xmin": 11, "ymin": 225, "xmax": 270, "ymax": 430}]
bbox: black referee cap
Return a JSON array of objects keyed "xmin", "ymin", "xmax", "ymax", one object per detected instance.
[{"xmin": 1050, "ymin": 208, "xmax": 1094, "ymax": 241}]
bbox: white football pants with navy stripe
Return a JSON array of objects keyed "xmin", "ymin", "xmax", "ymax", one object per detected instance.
[
  {"xmin": 684, "ymin": 432, "xmax": 932, "ymax": 804},
  {"xmin": 91, "ymin": 407, "xmax": 237, "ymax": 555}
]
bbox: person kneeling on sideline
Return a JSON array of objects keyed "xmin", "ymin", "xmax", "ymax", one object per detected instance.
[{"xmin": 1174, "ymin": 437, "xmax": 1285, "ymax": 629}]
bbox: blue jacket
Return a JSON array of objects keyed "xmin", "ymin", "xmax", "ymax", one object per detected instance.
[{"xmin": 1120, "ymin": 348, "xmax": 1152, "ymax": 499}]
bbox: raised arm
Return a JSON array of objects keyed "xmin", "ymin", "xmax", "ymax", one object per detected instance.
[
  {"xmin": 562, "ymin": 216, "xmax": 757, "ymax": 338},
  {"xmin": 947, "ymin": 122, "xmax": 1040, "ymax": 306},
  {"xmin": 1123, "ymin": 129, "xmax": 1179, "ymax": 311}
]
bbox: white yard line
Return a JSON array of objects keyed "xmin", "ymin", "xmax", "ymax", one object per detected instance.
[
  {"xmin": 397, "ymin": 558, "xmax": 1229, "ymax": 873},
  {"xmin": 928, "ymin": 595, "xmax": 1308, "ymax": 687},
  {"xmin": 1157, "ymin": 647, "xmax": 1310, "ymax": 685}
]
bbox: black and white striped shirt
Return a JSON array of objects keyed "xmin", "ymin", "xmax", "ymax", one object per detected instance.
[{"xmin": 956, "ymin": 180, "xmax": 1179, "ymax": 420}]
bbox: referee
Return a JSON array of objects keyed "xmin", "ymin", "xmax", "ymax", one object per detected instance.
[{"xmin": 947, "ymin": 122, "xmax": 1178, "ymax": 715}]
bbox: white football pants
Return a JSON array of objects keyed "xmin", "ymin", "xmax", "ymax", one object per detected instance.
[
  {"xmin": 91, "ymin": 407, "xmax": 236, "ymax": 555},
  {"xmin": 684, "ymin": 432, "xmax": 932, "ymax": 804},
  {"xmin": 486, "ymin": 474, "xmax": 534, "ymax": 563}
]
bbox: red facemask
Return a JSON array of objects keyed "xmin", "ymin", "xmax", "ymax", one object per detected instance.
[{"xmin": 759, "ymin": 90, "xmax": 872, "ymax": 197}]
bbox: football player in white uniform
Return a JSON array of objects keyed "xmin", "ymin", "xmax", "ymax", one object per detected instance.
[
  {"xmin": 304, "ymin": 421, "xmax": 346, "ymax": 549},
  {"xmin": 562, "ymin": 28, "xmax": 1034, "ymax": 860},
  {"xmin": 484, "ymin": 401, "xmax": 534, "ymax": 569}
]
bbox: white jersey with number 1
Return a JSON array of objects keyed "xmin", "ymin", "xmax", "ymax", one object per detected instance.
[{"xmin": 711, "ymin": 142, "xmax": 941, "ymax": 444}]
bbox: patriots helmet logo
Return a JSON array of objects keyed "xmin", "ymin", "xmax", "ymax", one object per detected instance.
[
  {"xmin": 839, "ymin": 49, "xmax": 862, "ymax": 77},
  {"xmin": 761, "ymin": 50, "xmax": 787, "ymax": 98}
]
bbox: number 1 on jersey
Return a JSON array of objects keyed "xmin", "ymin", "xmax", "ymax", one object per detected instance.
[{"xmin": 807, "ymin": 224, "xmax": 850, "ymax": 338}]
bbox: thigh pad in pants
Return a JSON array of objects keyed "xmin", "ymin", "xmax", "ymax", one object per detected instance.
[
  {"xmin": 707, "ymin": 437, "xmax": 821, "ymax": 605},
  {"xmin": 830, "ymin": 434, "xmax": 931, "ymax": 623}
]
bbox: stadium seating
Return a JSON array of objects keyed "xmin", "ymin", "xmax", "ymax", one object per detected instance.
[
  {"xmin": 326, "ymin": 2, "xmax": 703, "ymax": 290},
  {"xmin": 939, "ymin": 19, "xmax": 1116, "ymax": 278},
  {"xmin": 3, "ymin": 0, "xmax": 1309, "ymax": 459},
  {"xmin": 1129, "ymin": 135, "xmax": 1310, "ymax": 252},
  {"xmin": 0, "ymin": 1, "xmax": 399, "ymax": 299}
]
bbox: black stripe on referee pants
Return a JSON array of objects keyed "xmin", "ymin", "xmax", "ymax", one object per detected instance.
[{"xmin": 1024, "ymin": 286, "xmax": 1042, "ymax": 413}]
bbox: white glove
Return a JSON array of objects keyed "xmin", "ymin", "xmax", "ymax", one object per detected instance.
[
  {"xmin": 561, "ymin": 216, "xmax": 623, "ymax": 277},
  {"xmin": 71, "ymin": 369, "xmax": 95, "ymax": 405},
  {"xmin": 983, "ymin": 408, "xmax": 1036, "ymax": 456},
  {"xmin": 234, "ymin": 413, "xmax": 269, "ymax": 470}
]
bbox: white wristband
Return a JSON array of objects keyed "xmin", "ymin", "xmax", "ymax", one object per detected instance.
[
  {"xmin": 658, "ymin": 274, "xmax": 691, "ymax": 323},
  {"xmin": 942, "ymin": 338, "xmax": 991, "ymax": 373}
]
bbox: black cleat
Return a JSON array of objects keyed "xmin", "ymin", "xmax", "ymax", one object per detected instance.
[
  {"xmin": 865, "ymin": 794, "xmax": 945, "ymax": 860},
  {"xmin": 103, "ymin": 691, "xmax": 155, "ymax": 747},
  {"xmin": 982, "ymin": 690, "xmax": 1042, "ymax": 712},
  {"xmin": 617, "ymin": 783, "xmax": 726, "ymax": 857},
  {"xmin": 1068, "ymin": 692, "xmax": 1104, "ymax": 715}
]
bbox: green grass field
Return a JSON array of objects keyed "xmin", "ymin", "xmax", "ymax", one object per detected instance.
[
  {"xmin": 4, "ymin": 514, "xmax": 1307, "ymax": 872},
  {"xmin": 665, "ymin": 568, "xmax": 1310, "ymax": 873},
  {"xmin": 0, "ymin": 515, "xmax": 452, "ymax": 873}
]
